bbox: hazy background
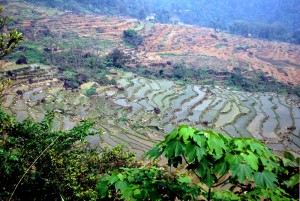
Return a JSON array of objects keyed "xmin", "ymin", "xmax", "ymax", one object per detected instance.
[{"xmin": 22, "ymin": 0, "xmax": 300, "ymax": 43}]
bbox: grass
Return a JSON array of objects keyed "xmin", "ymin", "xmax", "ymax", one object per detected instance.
[
  {"xmin": 7, "ymin": 48, "xmax": 46, "ymax": 64},
  {"xmin": 158, "ymin": 53, "xmax": 186, "ymax": 56}
]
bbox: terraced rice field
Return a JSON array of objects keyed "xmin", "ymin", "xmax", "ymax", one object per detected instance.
[{"xmin": 2, "ymin": 65, "xmax": 299, "ymax": 157}]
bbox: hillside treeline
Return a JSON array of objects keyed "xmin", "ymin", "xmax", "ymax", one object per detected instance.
[{"xmin": 22, "ymin": 0, "xmax": 300, "ymax": 43}]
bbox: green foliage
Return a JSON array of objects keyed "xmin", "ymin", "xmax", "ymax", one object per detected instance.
[
  {"xmin": 0, "ymin": 77, "xmax": 12, "ymax": 104},
  {"xmin": 229, "ymin": 20, "xmax": 287, "ymax": 41},
  {"xmin": 85, "ymin": 87, "xmax": 96, "ymax": 97},
  {"xmin": 106, "ymin": 49, "xmax": 131, "ymax": 68},
  {"xmin": 123, "ymin": 29, "xmax": 144, "ymax": 47},
  {"xmin": 0, "ymin": 7, "xmax": 23, "ymax": 59},
  {"xmin": 0, "ymin": 110, "xmax": 100, "ymax": 200},
  {"xmin": 123, "ymin": 29, "xmax": 138, "ymax": 38},
  {"xmin": 146, "ymin": 125, "xmax": 299, "ymax": 200},
  {"xmin": 63, "ymin": 70, "xmax": 77, "ymax": 81},
  {"xmin": 97, "ymin": 166, "xmax": 200, "ymax": 200},
  {"xmin": 0, "ymin": 108, "xmax": 142, "ymax": 200}
]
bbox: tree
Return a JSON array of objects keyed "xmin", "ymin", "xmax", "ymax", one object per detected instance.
[
  {"xmin": 0, "ymin": 7, "xmax": 23, "ymax": 59},
  {"xmin": 123, "ymin": 29, "xmax": 144, "ymax": 47},
  {"xmin": 0, "ymin": 109, "xmax": 138, "ymax": 200},
  {"xmin": 0, "ymin": 7, "xmax": 22, "ymax": 104},
  {"xmin": 106, "ymin": 49, "xmax": 130, "ymax": 68}
]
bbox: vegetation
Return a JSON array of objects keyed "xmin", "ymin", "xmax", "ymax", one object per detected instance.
[
  {"xmin": 97, "ymin": 166, "xmax": 200, "ymax": 200},
  {"xmin": 1, "ymin": 2, "xmax": 299, "ymax": 200},
  {"xmin": 145, "ymin": 125, "xmax": 299, "ymax": 200},
  {"xmin": 229, "ymin": 20, "xmax": 287, "ymax": 41},
  {"xmin": 0, "ymin": 6, "xmax": 21, "ymax": 103},
  {"xmin": 85, "ymin": 87, "xmax": 96, "ymax": 96},
  {"xmin": 106, "ymin": 49, "xmax": 131, "ymax": 68},
  {"xmin": 2, "ymin": 109, "xmax": 298, "ymax": 200},
  {"xmin": 0, "ymin": 109, "xmax": 138, "ymax": 200},
  {"xmin": 24, "ymin": 0, "xmax": 300, "ymax": 43},
  {"xmin": 0, "ymin": 7, "xmax": 23, "ymax": 58},
  {"xmin": 0, "ymin": 77, "xmax": 12, "ymax": 103},
  {"xmin": 123, "ymin": 29, "xmax": 144, "ymax": 47}
]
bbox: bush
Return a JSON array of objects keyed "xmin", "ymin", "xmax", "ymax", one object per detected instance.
[
  {"xmin": 85, "ymin": 88, "xmax": 96, "ymax": 96},
  {"xmin": 123, "ymin": 29, "xmax": 144, "ymax": 46},
  {"xmin": 63, "ymin": 70, "xmax": 77, "ymax": 81},
  {"xmin": 0, "ymin": 110, "xmax": 138, "ymax": 201}
]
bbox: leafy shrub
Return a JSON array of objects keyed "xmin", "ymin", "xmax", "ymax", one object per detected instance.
[
  {"xmin": 85, "ymin": 88, "xmax": 96, "ymax": 96},
  {"xmin": 97, "ymin": 166, "xmax": 200, "ymax": 200},
  {"xmin": 146, "ymin": 125, "xmax": 299, "ymax": 200},
  {"xmin": 106, "ymin": 49, "xmax": 131, "ymax": 68},
  {"xmin": 63, "ymin": 70, "xmax": 77, "ymax": 81},
  {"xmin": 0, "ymin": 109, "xmax": 138, "ymax": 201},
  {"xmin": 123, "ymin": 29, "xmax": 144, "ymax": 46}
]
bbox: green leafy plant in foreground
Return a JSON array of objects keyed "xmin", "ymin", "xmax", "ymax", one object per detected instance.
[
  {"xmin": 145, "ymin": 125, "xmax": 299, "ymax": 200},
  {"xmin": 97, "ymin": 166, "xmax": 201, "ymax": 200},
  {"xmin": 0, "ymin": 108, "xmax": 139, "ymax": 201}
]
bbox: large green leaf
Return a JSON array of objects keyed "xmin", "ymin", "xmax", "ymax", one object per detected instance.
[
  {"xmin": 249, "ymin": 142, "xmax": 265, "ymax": 156},
  {"xmin": 166, "ymin": 140, "xmax": 184, "ymax": 157},
  {"xmin": 165, "ymin": 129, "xmax": 179, "ymax": 142},
  {"xmin": 205, "ymin": 173, "xmax": 214, "ymax": 188},
  {"xmin": 213, "ymin": 161, "xmax": 228, "ymax": 176},
  {"xmin": 283, "ymin": 174, "xmax": 299, "ymax": 188},
  {"xmin": 241, "ymin": 152, "xmax": 258, "ymax": 171},
  {"xmin": 231, "ymin": 163, "xmax": 253, "ymax": 183},
  {"xmin": 115, "ymin": 180, "xmax": 129, "ymax": 191},
  {"xmin": 225, "ymin": 153, "xmax": 243, "ymax": 167},
  {"xmin": 108, "ymin": 174, "xmax": 119, "ymax": 184},
  {"xmin": 117, "ymin": 173, "xmax": 126, "ymax": 181},
  {"xmin": 283, "ymin": 151, "xmax": 295, "ymax": 161},
  {"xmin": 233, "ymin": 138, "xmax": 248, "ymax": 151},
  {"xmin": 96, "ymin": 181, "xmax": 109, "ymax": 198},
  {"xmin": 120, "ymin": 187, "xmax": 133, "ymax": 199},
  {"xmin": 213, "ymin": 190, "xmax": 241, "ymax": 201},
  {"xmin": 192, "ymin": 134, "xmax": 206, "ymax": 147},
  {"xmin": 146, "ymin": 145, "xmax": 163, "ymax": 159},
  {"xmin": 254, "ymin": 170, "xmax": 277, "ymax": 190},
  {"xmin": 178, "ymin": 176, "xmax": 191, "ymax": 183},
  {"xmin": 195, "ymin": 160, "xmax": 209, "ymax": 178},
  {"xmin": 207, "ymin": 137, "xmax": 226, "ymax": 159},
  {"xmin": 185, "ymin": 142, "xmax": 206, "ymax": 163},
  {"xmin": 179, "ymin": 126, "xmax": 195, "ymax": 144}
]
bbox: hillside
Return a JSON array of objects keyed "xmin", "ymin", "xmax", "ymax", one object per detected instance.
[
  {"xmin": 4, "ymin": 1, "xmax": 300, "ymax": 86},
  {"xmin": 1, "ymin": 1, "xmax": 300, "ymax": 157}
]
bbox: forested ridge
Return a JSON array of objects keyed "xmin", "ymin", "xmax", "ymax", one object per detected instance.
[{"xmin": 23, "ymin": 0, "xmax": 300, "ymax": 43}]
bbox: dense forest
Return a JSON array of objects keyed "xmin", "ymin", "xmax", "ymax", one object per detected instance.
[{"xmin": 23, "ymin": 0, "xmax": 300, "ymax": 43}]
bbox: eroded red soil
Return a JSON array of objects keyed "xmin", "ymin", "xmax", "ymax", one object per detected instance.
[{"xmin": 4, "ymin": 1, "xmax": 300, "ymax": 85}]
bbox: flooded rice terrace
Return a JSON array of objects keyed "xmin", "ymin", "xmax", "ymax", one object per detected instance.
[{"xmin": 2, "ymin": 65, "xmax": 299, "ymax": 158}]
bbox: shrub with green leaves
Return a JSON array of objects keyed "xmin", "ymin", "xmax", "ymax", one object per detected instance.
[
  {"xmin": 146, "ymin": 125, "xmax": 299, "ymax": 200},
  {"xmin": 123, "ymin": 29, "xmax": 144, "ymax": 46},
  {"xmin": 0, "ymin": 108, "xmax": 142, "ymax": 201},
  {"xmin": 0, "ymin": 110, "xmax": 102, "ymax": 200},
  {"xmin": 85, "ymin": 87, "xmax": 96, "ymax": 96},
  {"xmin": 97, "ymin": 166, "xmax": 201, "ymax": 200},
  {"xmin": 63, "ymin": 70, "xmax": 77, "ymax": 81}
]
